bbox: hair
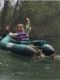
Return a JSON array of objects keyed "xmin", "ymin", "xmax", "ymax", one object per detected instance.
[{"xmin": 16, "ymin": 24, "xmax": 24, "ymax": 31}]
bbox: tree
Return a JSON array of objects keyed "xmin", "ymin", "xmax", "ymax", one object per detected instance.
[
  {"xmin": 1, "ymin": 0, "xmax": 10, "ymax": 29},
  {"xmin": 17, "ymin": 1, "xmax": 60, "ymax": 39}
]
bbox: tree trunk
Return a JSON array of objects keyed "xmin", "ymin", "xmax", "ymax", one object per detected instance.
[{"xmin": 1, "ymin": 1, "xmax": 9, "ymax": 29}]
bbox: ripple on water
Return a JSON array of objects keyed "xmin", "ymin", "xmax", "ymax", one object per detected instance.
[
  {"xmin": 55, "ymin": 55, "xmax": 60, "ymax": 60},
  {"xmin": 44, "ymin": 64, "xmax": 51, "ymax": 70}
]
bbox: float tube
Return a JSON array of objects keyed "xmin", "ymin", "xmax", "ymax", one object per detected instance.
[
  {"xmin": 0, "ymin": 35, "xmax": 55, "ymax": 56},
  {"xmin": 42, "ymin": 44, "xmax": 55, "ymax": 56}
]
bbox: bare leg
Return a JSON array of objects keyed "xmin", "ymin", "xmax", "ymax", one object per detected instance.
[
  {"xmin": 50, "ymin": 53, "xmax": 55, "ymax": 60},
  {"xmin": 33, "ymin": 52, "xmax": 36, "ymax": 62}
]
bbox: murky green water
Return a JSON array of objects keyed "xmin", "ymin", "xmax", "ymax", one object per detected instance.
[{"xmin": 0, "ymin": 37, "xmax": 60, "ymax": 80}]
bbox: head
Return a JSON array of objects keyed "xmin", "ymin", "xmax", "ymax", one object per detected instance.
[
  {"xmin": 16, "ymin": 24, "xmax": 24, "ymax": 31},
  {"xmin": 5, "ymin": 26, "xmax": 10, "ymax": 31},
  {"xmin": 26, "ymin": 18, "xmax": 29, "ymax": 21},
  {"xmin": 25, "ymin": 18, "xmax": 30, "ymax": 23}
]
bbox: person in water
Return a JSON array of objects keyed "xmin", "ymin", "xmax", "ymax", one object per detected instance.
[
  {"xmin": 9, "ymin": 24, "xmax": 29, "ymax": 41},
  {"xmin": 25, "ymin": 18, "xmax": 31, "ymax": 35}
]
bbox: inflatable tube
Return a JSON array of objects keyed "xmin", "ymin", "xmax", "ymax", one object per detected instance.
[
  {"xmin": 0, "ymin": 35, "xmax": 36, "ymax": 56},
  {"xmin": 42, "ymin": 44, "xmax": 55, "ymax": 56},
  {"xmin": 0, "ymin": 35, "xmax": 55, "ymax": 56},
  {"xmin": 32, "ymin": 40, "xmax": 47, "ymax": 49}
]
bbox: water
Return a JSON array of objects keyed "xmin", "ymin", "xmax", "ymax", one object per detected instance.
[
  {"xmin": 0, "ymin": 49, "xmax": 60, "ymax": 80},
  {"xmin": 0, "ymin": 36, "xmax": 60, "ymax": 80}
]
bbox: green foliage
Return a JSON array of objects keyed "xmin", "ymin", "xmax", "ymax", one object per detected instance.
[
  {"xmin": 1, "ymin": 1, "xmax": 60, "ymax": 38},
  {"xmin": 17, "ymin": 1, "xmax": 60, "ymax": 38},
  {"xmin": 1, "ymin": 1, "xmax": 10, "ymax": 28}
]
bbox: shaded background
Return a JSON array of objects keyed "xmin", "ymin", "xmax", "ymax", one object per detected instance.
[
  {"xmin": 0, "ymin": 1, "xmax": 60, "ymax": 53},
  {"xmin": 0, "ymin": 1, "xmax": 60, "ymax": 80}
]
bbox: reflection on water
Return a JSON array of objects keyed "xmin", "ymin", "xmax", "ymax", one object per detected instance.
[
  {"xmin": 55, "ymin": 55, "xmax": 60, "ymax": 60},
  {"xmin": 0, "ymin": 50, "xmax": 60, "ymax": 80}
]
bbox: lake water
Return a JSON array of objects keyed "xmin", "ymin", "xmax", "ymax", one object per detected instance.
[
  {"xmin": 0, "ymin": 36, "xmax": 60, "ymax": 80},
  {"xmin": 0, "ymin": 50, "xmax": 60, "ymax": 80}
]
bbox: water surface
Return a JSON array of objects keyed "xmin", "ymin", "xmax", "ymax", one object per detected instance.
[{"xmin": 0, "ymin": 49, "xmax": 60, "ymax": 80}]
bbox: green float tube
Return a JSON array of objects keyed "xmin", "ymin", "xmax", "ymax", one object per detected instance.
[{"xmin": 0, "ymin": 35, "xmax": 55, "ymax": 56}]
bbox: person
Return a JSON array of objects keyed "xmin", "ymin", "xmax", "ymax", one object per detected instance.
[
  {"xmin": 1, "ymin": 26, "xmax": 10, "ymax": 38},
  {"xmin": 25, "ymin": 18, "xmax": 31, "ymax": 35},
  {"xmin": 9, "ymin": 24, "xmax": 29, "ymax": 41}
]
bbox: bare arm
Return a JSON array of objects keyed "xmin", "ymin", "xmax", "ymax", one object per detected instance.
[{"xmin": 9, "ymin": 32, "xmax": 17, "ymax": 37}]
